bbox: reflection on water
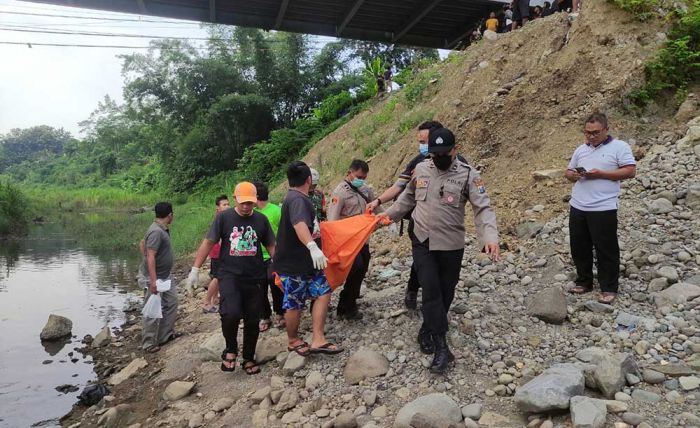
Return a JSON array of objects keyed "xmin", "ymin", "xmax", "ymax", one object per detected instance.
[{"xmin": 0, "ymin": 216, "xmax": 142, "ymax": 428}]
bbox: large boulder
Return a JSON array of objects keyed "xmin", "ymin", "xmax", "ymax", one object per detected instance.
[
  {"xmin": 654, "ymin": 282, "xmax": 700, "ymax": 308},
  {"xmin": 108, "ymin": 358, "xmax": 148, "ymax": 386},
  {"xmin": 163, "ymin": 381, "xmax": 195, "ymax": 401},
  {"xmin": 199, "ymin": 333, "xmax": 226, "ymax": 362},
  {"xmin": 514, "ymin": 364, "xmax": 585, "ymax": 412},
  {"xmin": 344, "ymin": 348, "xmax": 389, "ymax": 385},
  {"xmin": 527, "ymin": 287, "xmax": 567, "ymax": 324},
  {"xmin": 394, "ymin": 393, "xmax": 462, "ymax": 428},
  {"xmin": 592, "ymin": 352, "xmax": 639, "ymax": 398},
  {"xmin": 570, "ymin": 396, "xmax": 607, "ymax": 428},
  {"xmin": 40, "ymin": 314, "xmax": 73, "ymax": 341}
]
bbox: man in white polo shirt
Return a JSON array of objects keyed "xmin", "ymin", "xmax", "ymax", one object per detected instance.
[{"xmin": 565, "ymin": 112, "xmax": 636, "ymax": 304}]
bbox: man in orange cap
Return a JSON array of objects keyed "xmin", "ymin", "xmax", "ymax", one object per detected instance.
[{"xmin": 188, "ymin": 182, "xmax": 276, "ymax": 375}]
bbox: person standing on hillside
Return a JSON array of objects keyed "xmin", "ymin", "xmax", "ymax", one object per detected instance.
[
  {"xmin": 139, "ymin": 202, "xmax": 179, "ymax": 353},
  {"xmin": 254, "ymin": 182, "xmax": 285, "ymax": 331},
  {"xmin": 368, "ymin": 121, "xmax": 468, "ymax": 311},
  {"xmin": 327, "ymin": 159, "xmax": 380, "ymax": 320},
  {"xmin": 309, "ymin": 168, "xmax": 327, "ymax": 222},
  {"xmin": 377, "ymin": 128, "xmax": 499, "ymax": 374},
  {"xmin": 485, "ymin": 11, "xmax": 499, "ymax": 32},
  {"xmin": 565, "ymin": 113, "xmax": 636, "ymax": 305},
  {"xmin": 187, "ymin": 182, "xmax": 275, "ymax": 374},
  {"xmin": 383, "ymin": 66, "xmax": 393, "ymax": 93},
  {"xmin": 512, "ymin": 0, "xmax": 530, "ymax": 30},
  {"xmin": 202, "ymin": 194, "xmax": 230, "ymax": 313},
  {"xmin": 275, "ymin": 161, "xmax": 343, "ymax": 356}
]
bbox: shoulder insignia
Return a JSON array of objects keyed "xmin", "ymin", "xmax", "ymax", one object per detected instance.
[
  {"xmin": 331, "ymin": 196, "xmax": 339, "ymax": 205},
  {"xmin": 473, "ymin": 177, "xmax": 486, "ymax": 194}
]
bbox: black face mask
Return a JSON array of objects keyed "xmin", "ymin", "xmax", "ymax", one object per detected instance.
[{"xmin": 432, "ymin": 154, "xmax": 453, "ymax": 170}]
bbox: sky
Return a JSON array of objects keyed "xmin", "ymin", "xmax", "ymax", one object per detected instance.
[{"xmin": 0, "ymin": 0, "xmax": 211, "ymax": 136}]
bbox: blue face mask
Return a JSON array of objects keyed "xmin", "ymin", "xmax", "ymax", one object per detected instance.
[
  {"xmin": 419, "ymin": 143, "xmax": 429, "ymax": 156},
  {"xmin": 351, "ymin": 178, "xmax": 365, "ymax": 188}
]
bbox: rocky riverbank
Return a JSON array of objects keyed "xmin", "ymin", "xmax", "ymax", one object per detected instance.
[{"xmin": 62, "ymin": 115, "xmax": 699, "ymax": 427}]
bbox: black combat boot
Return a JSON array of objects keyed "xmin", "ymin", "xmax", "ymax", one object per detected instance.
[
  {"xmin": 404, "ymin": 289, "xmax": 418, "ymax": 310},
  {"xmin": 429, "ymin": 334, "xmax": 454, "ymax": 374},
  {"xmin": 417, "ymin": 325, "xmax": 434, "ymax": 354}
]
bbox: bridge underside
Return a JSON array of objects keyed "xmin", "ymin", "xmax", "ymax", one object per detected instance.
[{"xmin": 27, "ymin": 0, "xmax": 505, "ymax": 49}]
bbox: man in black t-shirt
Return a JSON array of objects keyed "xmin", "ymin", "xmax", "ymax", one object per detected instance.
[
  {"xmin": 187, "ymin": 182, "xmax": 275, "ymax": 375},
  {"xmin": 274, "ymin": 161, "xmax": 343, "ymax": 357}
]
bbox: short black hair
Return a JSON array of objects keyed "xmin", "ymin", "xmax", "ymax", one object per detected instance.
[
  {"xmin": 155, "ymin": 202, "xmax": 173, "ymax": 219},
  {"xmin": 418, "ymin": 121, "xmax": 444, "ymax": 132},
  {"xmin": 215, "ymin": 194, "xmax": 228, "ymax": 206},
  {"xmin": 585, "ymin": 112, "xmax": 609, "ymax": 128},
  {"xmin": 349, "ymin": 159, "xmax": 369, "ymax": 173},
  {"xmin": 254, "ymin": 182, "xmax": 269, "ymax": 201},
  {"xmin": 287, "ymin": 160, "xmax": 311, "ymax": 188}
]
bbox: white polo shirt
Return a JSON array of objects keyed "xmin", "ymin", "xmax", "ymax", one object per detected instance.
[{"xmin": 567, "ymin": 137, "xmax": 636, "ymax": 212}]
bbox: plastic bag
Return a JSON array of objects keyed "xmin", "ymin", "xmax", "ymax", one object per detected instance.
[
  {"xmin": 156, "ymin": 279, "xmax": 171, "ymax": 292},
  {"xmin": 142, "ymin": 294, "xmax": 162, "ymax": 319},
  {"xmin": 78, "ymin": 384, "xmax": 110, "ymax": 406}
]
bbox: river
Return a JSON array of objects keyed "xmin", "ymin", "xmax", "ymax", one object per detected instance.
[{"xmin": 0, "ymin": 217, "xmax": 142, "ymax": 427}]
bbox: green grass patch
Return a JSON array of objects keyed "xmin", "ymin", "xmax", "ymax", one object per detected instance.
[{"xmin": 610, "ymin": 0, "xmax": 661, "ymax": 21}]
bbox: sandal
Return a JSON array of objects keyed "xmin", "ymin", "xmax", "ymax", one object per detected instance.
[
  {"xmin": 202, "ymin": 305, "xmax": 218, "ymax": 314},
  {"xmin": 161, "ymin": 332, "xmax": 184, "ymax": 345},
  {"xmin": 569, "ymin": 285, "xmax": 593, "ymax": 295},
  {"xmin": 273, "ymin": 315, "xmax": 286, "ymax": 329},
  {"xmin": 259, "ymin": 319, "xmax": 272, "ymax": 333},
  {"xmin": 220, "ymin": 350, "xmax": 237, "ymax": 372},
  {"xmin": 310, "ymin": 342, "xmax": 344, "ymax": 355},
  {"xmin": 242, "ymin": 360, "xmax": 261, "ymax": 375},
  {"xmin": 598, "ymin": 292, "xmax": 617, "ymax": 305},
  {"xmin": 145, "ymin": 345, "xmax": 160, "ymax": 353},
  {"xmin": 287, "ymin": 341, "xmax": 311, "ymax": 357}
]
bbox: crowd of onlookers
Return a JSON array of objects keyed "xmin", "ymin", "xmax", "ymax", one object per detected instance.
[{"xmin": 469, "ymin": 0, "xmax": 579, "ymax": 43}]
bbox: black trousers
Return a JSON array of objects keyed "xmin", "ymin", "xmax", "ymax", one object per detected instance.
[
  {"xmin": 412, "ymin": 237, "xmax": 464, "ymax": 335},
  {"xmin": 260, "ymin": 260, "xmax": 284, "ymax": 318},
  {"xmin": 219, "ymin": 276, "xmax": 261, "ymax": 361},
  {"xmin": 406, "ymin": 219, "xmax": 421, "ymax": 293},
  {"xmin": 337, "ymin": 244, "xmax": 371, "ymax": 314},
  {"xmin": 569, "ymin": 206, "xmax": 620, "ymax": 293}
]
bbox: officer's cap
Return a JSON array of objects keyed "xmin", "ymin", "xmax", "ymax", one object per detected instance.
[{"xmin": 428, "ymin": 127, "xmax": 456, "ymax": 154}]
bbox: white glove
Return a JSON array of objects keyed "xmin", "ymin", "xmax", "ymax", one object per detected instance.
[
  {"xmin": 186, "ymin": 266, "xmax": 200, "ymax": 292},
  {"xmin": 306, "ymin": 241, "xmax": 328, "ymax": 270}
]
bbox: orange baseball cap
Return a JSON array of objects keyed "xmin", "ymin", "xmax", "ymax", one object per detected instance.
[{"xmin": 234, "ymin": 182, "xmax": 257, "ymax": 203}]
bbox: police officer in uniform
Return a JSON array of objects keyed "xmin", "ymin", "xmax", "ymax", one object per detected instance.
[
  {"xmin": 327, "ymin": 159, "xmax": 378, "ymax": 320},
  {"xmin": 379, "ymin": 127, "xmax": 499, "ymax": 373}
]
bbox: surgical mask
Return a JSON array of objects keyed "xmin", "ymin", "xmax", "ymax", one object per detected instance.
[
  {"xmin": 432, "ymin": 154, "xmax": 453, "ymax": 171},
  {"xmin": 419, "ymin": 143, "xmax": 429, "ymax": 156},
  {"xmin": 351, "ymin": 178, "xmax": 366, "ymax": 188}
]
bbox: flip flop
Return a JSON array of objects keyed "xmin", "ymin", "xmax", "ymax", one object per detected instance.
[
  {"xmin": 202, "ymin": 306, "xmax": 218, "ymax": 314},
  {"xmin": 598, "ymin": 292, "xmax": 617, "ymax": 305},
  {"xmin": 287, "ymin": 341, "xmax": 311, "ymax": 357},
  {"xmin": 259, "ymin": 319, "xmax": 272, "ymax": 333},
  {"xmin": 569, "ymin": 285, "xmax": 593, "ymax": 295},
  {"xmin": 310, "ymin": 342, "xmax": 344, "ymax": 355},
  {"xmin": 161, "ymin": 332, "xmax": 184, "ymax": 345},
  {"xmin": 221, "ymin": 350, "xmax": 236, "ymax": 372},
  {"xmin": 145, "ymin": 345, "xmax": 160, "ymax": 353},
  {"xmin": 242, "ymin": 360, "xmax": 261, "ymax": 375}
]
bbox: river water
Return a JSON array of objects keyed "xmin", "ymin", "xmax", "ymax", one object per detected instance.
[{"xmin": 0, "ymin": 218, "xmax": 142, "ymax": 427}]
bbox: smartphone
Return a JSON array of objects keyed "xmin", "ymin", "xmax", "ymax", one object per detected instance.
[{"xmin": 575, "ymin": 167, "xmax": 587, "ymax": 174}]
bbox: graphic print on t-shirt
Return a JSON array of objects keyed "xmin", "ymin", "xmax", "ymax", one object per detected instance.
[{"xmin": 229, "ymin": 226, "xmax": 258, "ymax": 256}]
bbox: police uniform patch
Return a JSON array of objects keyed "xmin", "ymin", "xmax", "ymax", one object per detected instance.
[
  {"xmin": 331, "ymin": 196, "xmax": 338, "ymax": 205},
  {"xmin": 474, "ymin": 178, "xmax": 486, "ymax": 194},
  {"xmin": 416, "ymin": 179, "xmax": 429, "ymax": 188}
]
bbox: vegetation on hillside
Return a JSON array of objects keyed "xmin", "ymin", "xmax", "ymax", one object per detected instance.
[{"xmin": 0, "ymin": 181, "xmax": 30, "ymax": 237}]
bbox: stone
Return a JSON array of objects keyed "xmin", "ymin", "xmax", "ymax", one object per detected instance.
[
  {"xmin": 648, "ymin": 363, "xmax": 695, "ymax": 377},
  {"xmin": 211, "ymin": 397, "xmax": 235, "ymax": 412},
  {"xmin": 464, "ymin": 417, "xmax": 478, "ymax": 428},
  {"xmin": 622, "ymin": 412, "xmax": 644, "ymax": 426},
  {"xmin": 344, "ymin": 348, "xmax": 389, "ymax": 385},
  {"xmin": 604, "ymin": 400, "xmax": 628, "ymax": 413},
  {"xmin": 482, "ymin": 29, "xmax": 498, "ymax": 42},
  {"xmin": 108, "ymin": 358, "xmax": 148, "ymax": 386},
  {"xmin": 394, "ymin": 393, "xmax": 462, "ymax": 428},
  {"xmin": 631, "ymin": 389, "xmax": 661, "ymax": 403},
  {"xmin": 570, "ymin": 396, "xmax": 607, "ymax": 428},
  {"xmin": 626, "ymin": 373, "xmax": 641, "ymax": 385},
  {"xmin": 648, "ymin": 278, "xmax": 668, "ymax": 292},
  {"xmin": 687, "ymin": 182, "xmax": 700, "ymax": 211},
  {"xmin": 533, "ymin": 169, "xmax": 564, "ymax": 180},
  {"xmin": 163, "ymin": 381, "xmax": 195, "ymax": 401},
  {"xmin": 40, "ymin": 314, "xmax": 72, "ymax": 341},
  {"xmin": 254, "ymin": 334, "xmax": 287, "ymax": 363},
  {"xmin": 656, "ymin": 266, "xmax": 679, "ymax": 284},
  {"xmin": 655, "ymin": 282, "xmax": 700, "ymax": 307},
  {"xmin": 460, "ymin": 403, "xmax": 482, "ymax": 420},
  {"xmin": 92, "ymin": 326, "xmax": 111, "ymax": 348},
  {"xmin": 593, "ymin": 353, "xmax": 639, "ymax": 398},
  {"xmin": 634, "ymin": 341, "xmax": 650, "ymax": 356},
  {"xmin": 97, "ymin": 404, "xmax": 135, "ymax": 428},
  {"xmin": 615, "ymin": 392, "xmax": 631, "ymax": 402},
  {"xmin": 188, "ymin": 413, "xmax": 203, "ymax": 428},
  {"xmin": 477, "ymin": 412, "xmax": 510, "ymax": 427},
  {"xmin": 274, "ymin": 388, "xmax": 298, "ymax": 412},
  {"xmin": 283, "ymin": 351, "xmax": 306, "ymax": 375},
  {"xmin": 527, "ymin": 287, "xmax": 567, "ymax": 324},
  {"xmin": 199, "ymin": 333, "xmax": 226, "ymax": 362},
  {"xmin": 251, "ymin": 409, "xmax": 268, "ymax": 428},
  {"xmin": 371, "ymin": 405, "xmax": 387, "ymax": 418},
  {"xmin": 281, "ymin": 410, "xmax": 302, "ymax": 424},
  {"xmin": 514, "ymin": 364, "xmax": 585, "ymax": 412},
  {"xmin": 251, "ymin": 386, "xmax": 271, "ymax": 404},
  {"xmin": 334, "ymin": 411, "xmax": 357, "ymax": 428},
  {"xmin": 584, "ymin": 301, "xmax": 615, "ymax": 314},
  {"xmin": 515, "ymin": 221, "xmax": 544, "ymax": 239},
  {"xmin": 362, "ymin": 389, "xmax": 377, "ymax": 406},
  {"xmin": 642, "ymin": 369, "xmax": 665, "ymax": 384},
  {"xmin": 679, "ymin": 375, "xmax": 700, "ymax": 391},
  {"xmin": 305, "ymin": 370, "xmax": 324, "ymax": 389},
  {"xmin": 409, "ymin": 412, "xmax": 461, "ymax": 428},
  {"xmin": 648, "ymin": 198, "xmax": 673, "ymax": 214},
  {"xmin": 614, "ymin": 312, "xmax": 655, "ymax": 331}
]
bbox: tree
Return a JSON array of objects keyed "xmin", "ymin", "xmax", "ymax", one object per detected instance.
[{"xmin": 0, "ymin": 125, "xmax": 72, "ymax": 171}]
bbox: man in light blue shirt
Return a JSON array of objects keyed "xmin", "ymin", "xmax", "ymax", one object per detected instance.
[{"xmin": 565, "ymin": 113, "xmax": 636, "ymax": 304}]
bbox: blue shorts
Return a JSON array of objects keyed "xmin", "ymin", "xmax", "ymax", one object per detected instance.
[{"xmin": 280, "ymin": 272, "xmax": 331, "ymax": 310}]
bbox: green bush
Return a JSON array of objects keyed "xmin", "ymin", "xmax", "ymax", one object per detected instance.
[
  {"xmin": 313, "ymin": 91, "xmax": 353, "ymax": 124},
  {"xmin": 0, "ymin": 181, "xmax": 30, "ymax": 237},
  {"xmin": 610, "ymin": 0, "xmax": 661, "ymax": 21}
]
